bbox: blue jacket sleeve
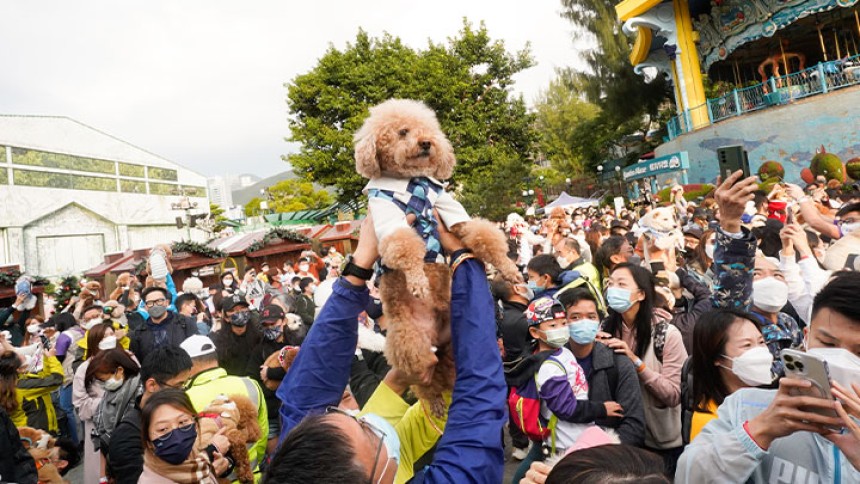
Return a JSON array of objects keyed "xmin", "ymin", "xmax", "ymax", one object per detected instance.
[
  {"xmin": 410, "ymin": 259, "xmax": 506, "ymax": 484},
  {"xmin": 711, "ymin": 227, "xmax": 756, "ymax": 310},
  {"xmin": 277, "ymin": 278, "xmax": 368, "ymax": 443}
]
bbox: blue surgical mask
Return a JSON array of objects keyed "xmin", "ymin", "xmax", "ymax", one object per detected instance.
[
  {"xmin": 527, "ymin": 280, "xmax": 546, "ymax": 297},
  {"xmin": 606, "ymin": 287, "xmax": 634, "ymax": 313},
  {"xmin": 152, "ymin": 423, "xmax": 197, "ymax": 465},
  {"xmin": 569, "ymin": 319, "xmax": 600, "ymax": 345},
  {"xmin": 360, "ymin": 413, "xmax": 401, "ymax": 465}
]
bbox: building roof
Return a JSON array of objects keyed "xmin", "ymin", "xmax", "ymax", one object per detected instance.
[{"xmin": 0, "ymin": 114, "xmax": 205, "ymax": 178}]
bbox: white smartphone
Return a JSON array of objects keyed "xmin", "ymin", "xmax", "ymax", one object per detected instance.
[{"xmin": 780, "ymin": 349, "xmax": 840, "ymax": 422}]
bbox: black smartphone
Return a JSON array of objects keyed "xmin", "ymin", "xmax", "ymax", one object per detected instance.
[
  {"xmin": 717, "ymin": 145, "xmax": 751, "ymax": 179},
  {"xmin": 650, "ymin": 261, "xmax": 666, "ymax": 273},
  {"xmin": 40, "ymin": 334, "xmax": 51, "ymax": 351},
  {"xmin": 845, "ymin": 254, "xmax": 859, "ymax": 271}
]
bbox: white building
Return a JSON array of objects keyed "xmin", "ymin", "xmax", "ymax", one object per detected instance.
[
  {"xmin": 207, "ymin": 176, "xmax": 233, "ymax": 208},
  {"xmin": 0, "ymin": 115, "xmax": 209, "ymax": 277}
]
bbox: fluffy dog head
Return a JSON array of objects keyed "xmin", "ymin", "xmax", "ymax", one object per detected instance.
[
  {"xmin": 354, "ymin": 99, "xmax": 456, "ymax": 180},
  {"xmin": 639, "ymin": 206, "xmax": 679, "ymax": 233}
]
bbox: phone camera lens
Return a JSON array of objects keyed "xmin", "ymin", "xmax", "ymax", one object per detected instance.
[
  {"xmin": 784, "ymin": 355, "xmax": 794, "ymax": 362},
  {"xmin": 786, "ymin": 362, "xmax": 796, "ymax": 371},
  {"xmin": 796, "ymin": 361, "xmax": 805, "ymax": 371}
]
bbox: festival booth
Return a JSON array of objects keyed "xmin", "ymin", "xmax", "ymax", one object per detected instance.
[
  {"xmin": 208, "ymin": 227, "xmax": 318, "ymax": 277},
  {"xmin": 313, "ymin": 220, "xmax": 362, "ymax": 255},
  {"xmin": 621, "ymin": 152, "xmax": 691, "ymax": 202}
]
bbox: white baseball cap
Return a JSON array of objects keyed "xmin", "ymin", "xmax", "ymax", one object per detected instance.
[{"xmin": 180, "ymin": 335, "xmax": 217, "ymax": 358}]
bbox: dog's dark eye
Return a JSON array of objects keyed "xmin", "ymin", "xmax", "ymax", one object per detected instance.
[{"xmin": 398, "ymin": 129, "xmax": 409, "ymax": 137}]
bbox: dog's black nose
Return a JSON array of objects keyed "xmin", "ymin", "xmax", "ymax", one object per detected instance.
[{"xmin": 419, "ymin": 140, "xmax": 431, "ymax": 150}]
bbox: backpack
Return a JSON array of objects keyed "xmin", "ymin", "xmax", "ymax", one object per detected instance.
[
  {"xmin": 505, "ymin": 353, "xmax": 563, "ymax": 447},
  {"xmin": 652, "ymin": 321, "xmax": 669, "ymax": 363}
]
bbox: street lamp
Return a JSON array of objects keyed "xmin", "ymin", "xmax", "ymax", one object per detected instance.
[
  {"xmin": 171, "ymin": 196, "xmax": 199, "ymax": 240},
  {"xmin": 615, "ymin": 166, "xmax": 623, "ymax": 196}
]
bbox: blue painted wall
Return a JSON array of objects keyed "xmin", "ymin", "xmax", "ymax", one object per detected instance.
[{"xmin": 656, "ymin": 85, "xmax": 860, "ymax": 184}]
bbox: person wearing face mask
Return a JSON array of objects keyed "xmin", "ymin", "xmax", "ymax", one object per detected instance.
[
  {"xmin": 785, "ymin": 181, "xmax": 860, "ymax": 240},
  {"xmin": 554, "ymin": 238, "xmax": 601, "ymax": 292},
  {"xmin": 526, "ymin": 255, "xmax": 563, "ymax": 300},
  {"xmin": 489, "ymin": 276, "xmax": 533, "ymax": 459},
  {"xmin": 210, "ymin": 294, "xmax": 262, "ymax": 377},
  {"xmin": 557, "ymin": 288, "xmax": 645, "ymax": 447},
  {"xmin": 72, "ymin": 322, "xmax": 115, "ymax": 484},
  {"xmin": 509, "ymin": 297, "xmax": 592, "ymax": 483},
  {"xmin": 86, "ymin": 348, "xmax": 141, "ymax": 467},
  {"xmin": 677, "ymin": 272, "xmax": 860, "ymax": 483},
  {"xmin": 245, "ymin": 305, "xmax": 295, "ymax": 456},
  {"xmin": 0, "ymin": 331, "xmax": 64, "ymax": 434},
  {"xmin": 292, "ymin": 277, "xmax": 317, "ymax": 326},
  {"xmin": 269, "ymin": 213, "xmax": 508, "ymax": 484},
  {"xmin": 181, "ymin": 335, "xmax": 268, "ymax": 483},
  {"xmin": 293, "ymin": 252, "xmax": 325, "ymax": 282},
  {"xmin": 130, "ymin": 287, "xmax": 198, "ymax": 365},
  {"xmin": 710, "ymin": 173, "xmax": 803, "ymax": 377},
  {"xmin": 686, "ymin": 310, "xmax": 771, "ymax": 443},
  {"xmin": 687, "ymin": 229, "xmax": 716, "ymax": 290},
  {"xmin": 594, "ymin": 236, "xmax": 638, "ymax": 282},
  {"xmin": 601, "ymin": 263, "xmax": 688, "ymax": 475},
  {"xmin": 778, "ymin": 223, "xmax": 833, "ymax": 327},
  {"xmin": 138, "ymin": 388, "xmax": 229, "ymax": 484}
]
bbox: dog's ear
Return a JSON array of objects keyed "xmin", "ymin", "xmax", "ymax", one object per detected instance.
[
  {"xmin": 354, "ymin": 132, "xmax": 379, "ymax": 179},
  {"xmin": 434, "ymin": 136, "xmax": 456, "ymax": 180}
]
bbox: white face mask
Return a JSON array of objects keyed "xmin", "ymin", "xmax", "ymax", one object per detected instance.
[
  {"xmin": 99, "ymin": 335, "xmax": 117, "ymax": 351},
  {"xmin": 722, "ymin": 346, "xmax": 774, "ymax": 386},
  {"xmin": 806, "ymin": 347, "xmax": 860, "ymax": 390},
  {"xmin": 27, "ymin": 325, "xmax": 40, "ymax": 335},
  {"xmin": 84, "ymin": 318, "xmax": 101, "ymax": 331},
  {"xmin": 752, "ymin": 277, "xmax": 788, "ymax": 313},
  {"xmin": 299, "ymin": 264, "xmax": 310, "ymax": 272},
  {"xmin": 705, "ymin": 241, "xmax": 715, "ymax": 260},
  {"xmin": 556, "ymin": 255, "xmax": 569, "ymax": 268},
  {"xmin": 841, "ymin": 222, "xmax": 860, "ymax": 236},
  {"xmin": 104, "ymin": 375, "xmax": 124, "ymax": 392}
]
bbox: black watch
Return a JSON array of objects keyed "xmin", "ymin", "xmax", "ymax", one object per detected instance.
[{"xmin": 341, "ymin": 254, "xmax": 374, "ymax": 280}]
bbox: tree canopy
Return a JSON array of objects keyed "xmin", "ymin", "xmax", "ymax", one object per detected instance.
[
  {"xmin": 284, "ymin": 20, "xmax": 539, "ymax": 220},
  {"xmin": 244, "ymin": 179, "xmax": 333, "ymax": 217},
  {"xmin": 557, "ymin": 0, "xmax": 672, "ymax": 166}
]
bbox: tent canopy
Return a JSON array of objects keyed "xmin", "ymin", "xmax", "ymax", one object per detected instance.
[{"xmin": 545, "ymin": 192, "xmax": 599, "ymax": 210}]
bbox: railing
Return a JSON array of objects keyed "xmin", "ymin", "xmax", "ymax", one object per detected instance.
[{"xmin": 667, "ymin": 54, "xmax": 860, "ymax": 140}]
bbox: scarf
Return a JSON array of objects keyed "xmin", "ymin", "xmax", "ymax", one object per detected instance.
[{"xmin": 143, "ymin": 448, "xmax": 213, "ymax": 484}]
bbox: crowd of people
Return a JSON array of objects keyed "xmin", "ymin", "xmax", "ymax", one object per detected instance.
[{"xmin": 1, "ymin": 171, "xmax": 860, "ymax": 483}]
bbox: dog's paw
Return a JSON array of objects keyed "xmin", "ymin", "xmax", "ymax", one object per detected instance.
[{"xmin": 405, "ymin": 271, "xmax": 430, "ymax": 299}]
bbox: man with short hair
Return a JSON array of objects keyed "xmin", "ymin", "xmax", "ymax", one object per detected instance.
[
  {"xmin": 210, "ymin": 294, "xmax": 261, "ymax": 376},
  {"xmin": 182, "ymin": 335, "xmax": 269, "ymax": 483},
  {"xmin": 557, "ymin": 288, "xmax": 645, "ymax": 446},
  {"xmin": 245, "ymin": 304, "xmax": 294, "ymax": 455},
  {"xmin": 108, "ymin": 345, "xmax": 193, "ymax": 484},
  {"xmin": 525, "ymin": 254, "xmax": 562, "ymax": 300},
  {"xmin": 554, "ymin": 237, "xmax": 601, "ymax": 291},
  {"xmin": 130, "ymin": 287, "xmax": 197, "ymax": 363}
]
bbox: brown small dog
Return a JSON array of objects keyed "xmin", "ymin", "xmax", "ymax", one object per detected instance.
[
  {"xmin": 261, "ymin": 345, "xmax": 300, "ymax": 392},
  {"xmin": 196, "ymin": 394, "xmax": 261, "ymax": 484},
  {"xmin": 18, "ymin": 427, "xmax": 67, "ymax": 484},
  {"xmin": 355, "ymin": 99, "xmax": 521, "ymax": 413}
]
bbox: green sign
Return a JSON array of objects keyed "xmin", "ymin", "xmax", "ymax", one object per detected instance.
[{"xmin": 622, "ymin": 152, "xmax": 690, "ymax": 182}]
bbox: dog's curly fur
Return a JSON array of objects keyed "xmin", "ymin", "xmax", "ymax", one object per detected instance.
[
  {"xmin": 261, "ymin": 345, "xmax": 300, "ymax": 391},
  {"xmin": 355, "ymin": 99, "xmax": 521, "ymax": 413},
  {"xmin": 196, "ymin": 394, "xmax": 261, "ymax": 484}
]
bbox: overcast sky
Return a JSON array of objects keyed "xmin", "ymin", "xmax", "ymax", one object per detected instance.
[{"xmin": 0, "ymin": 1, "xmax": 589, "ymax": 179}]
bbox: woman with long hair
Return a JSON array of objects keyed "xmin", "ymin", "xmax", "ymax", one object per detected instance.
[
  {"xmin": 688, "ymin": 310, "xmax": 770, "ymax": 442},
  {"xmin": 599, "ymin": 263, "xmax": 688, "ymax": 475},
  {"xmin": 86, "ymin": 348, "xmax": 142, "ymax": 465},
  {"xmin": 21, "ymin": 316, "xmax": 45, "ymax": 347},
  {"xmin": 138, "ymin": 388, "xmax": 229, "ymax": 483},
  {"xmin": 0, "ymin": 334, "xmax": 64, "ymax": 432},
  {"xmin": 687, "ymin": 229, "xmax": 716, "ymax": 289},
  {"xmin": 72, "ymin": 322, "xmax": 115, "ymax": 484}
]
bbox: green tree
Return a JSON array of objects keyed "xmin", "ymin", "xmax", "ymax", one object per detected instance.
[
  {"xmin": 244, "ymin": 198, "xmax": 262, "ymax": 218},
  {"xmin": 534, "ymin": 78, "xmax": 601, "ymax": 175},
  {"xmin": 209, "ymin": 203, "xmax": 228, "ymax": 233},
  {"xmin": 558, "ymin": 0, "xmax": 672, "ymax": 165},
  {"xmin": 284, "ymin": 20, "xmax": 539, "ymax": 220},
  {"xmin": 266, "ymin": 179, "xmax": 333, "ymax": 213}
]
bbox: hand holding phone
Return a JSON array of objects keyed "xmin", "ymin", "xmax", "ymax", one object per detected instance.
[
  {"xmin": 781, "ymin": 349, "xmax": 840, "ymax": 422},
  {"xmin": 717, "ymin": 145, "xmax": 751, "ymax": 180}
]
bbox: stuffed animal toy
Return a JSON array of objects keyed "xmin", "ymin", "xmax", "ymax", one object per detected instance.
[
  {"xmin": 196, "ymin": 394, "xmax": 261, "ymax": 484},
  {"xmin": 108, "ymin": 272, "xmax": 135, "ymax": 301},
  {"xmin": 542, "ymin": 207, "xmax": 571, "ymax": 246},
  {"xmin": 18, "ymin": 427, "xmax": 66, "ymax": 484},
  {"xmin": 261, "ymin": 345, "xmax": 300, "ymax": 392},
  {"xmin": 79, "ymin": 280, "xmax": 102, "ymax": 308},
  {"xmin": 635, "ymin": 206, "xmax": 685, "ymax": 271},
  {"xmin": 147, "ymin": 243, "xmax": 174, "ymax": 287},
  {"xmin": 354, "ymin": 99, "xmax": 522, "ymax": 414}
]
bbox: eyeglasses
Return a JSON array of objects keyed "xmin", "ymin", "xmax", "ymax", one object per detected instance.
[
  {"xmin": 144, "ymin": 298, "xmax": 168, "ymax": 308},
  {"xmin": 153, "ymin": 420, "xmax": 196, "ymax": 442},
  {"xmin": 325, "ymin": 407, "xmax": 389, "ymax": 483}
]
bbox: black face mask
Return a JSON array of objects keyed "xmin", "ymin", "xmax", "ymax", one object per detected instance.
[{"xmin": 230, "ymin": 311, "xmax": 251, "ymax": 327}]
